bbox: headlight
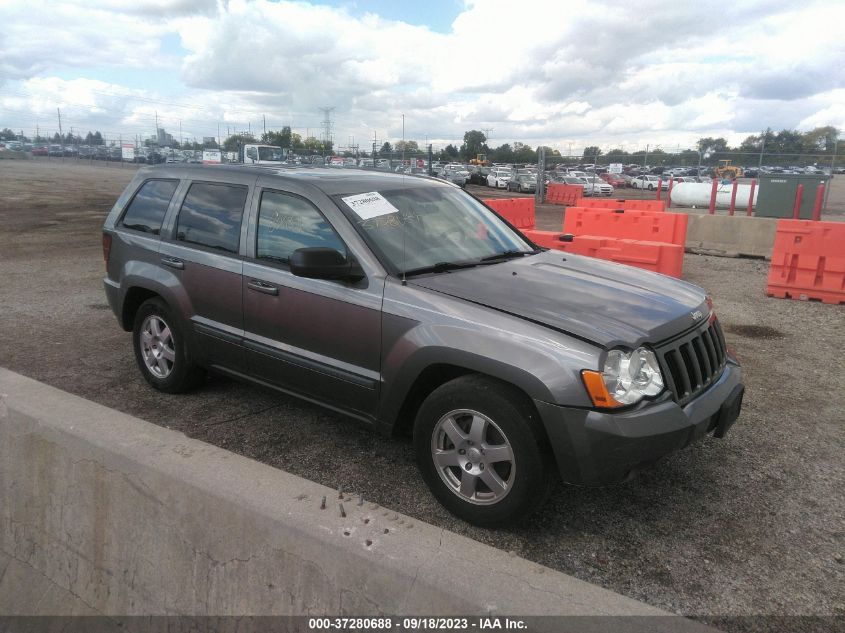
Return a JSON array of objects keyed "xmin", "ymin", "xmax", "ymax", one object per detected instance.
[{"xmin": 581, "ymin": 347, "xmax": 664, "ymax": 408}]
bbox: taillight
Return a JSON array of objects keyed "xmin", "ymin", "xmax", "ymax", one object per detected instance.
[{"xmin": 102, "ymin": 233, "xmax": 112, "ymax": 265}]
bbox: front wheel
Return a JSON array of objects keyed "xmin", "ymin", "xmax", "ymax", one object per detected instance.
[{"xmin": 414, "ymin": 375, "xmax": 553, "ymax": 526}]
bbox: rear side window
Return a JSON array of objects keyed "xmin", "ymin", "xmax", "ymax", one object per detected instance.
[
  {"xmin": 120, "ymin": 179, "xmax": 178, "ymax": 234},
  {"xmin": 256, "ymin": 190, "xmax": 345, "ymax": 264},
  {"xmin": 176, "ymin": 182, "xmax": 248, "ymax": 254}
]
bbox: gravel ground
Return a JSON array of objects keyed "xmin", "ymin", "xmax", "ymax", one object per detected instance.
[{"xmin": 1, "ymin": 159, "xmax": 843, "ymax": 631}]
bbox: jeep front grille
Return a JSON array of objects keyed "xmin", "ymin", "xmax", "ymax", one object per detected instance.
[{"xmin": 658, "ymin": 319, "xmax": 727, "ymax": 406}]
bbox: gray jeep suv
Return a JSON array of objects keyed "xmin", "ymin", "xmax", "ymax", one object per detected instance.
[{"xmin": 103, "ymin": 165, "xmax": 744, "ymax": 526}]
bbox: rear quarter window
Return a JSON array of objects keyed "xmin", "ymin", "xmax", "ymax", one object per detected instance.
[{"xmin": 119, "ymin": 179, "xmax": 179, "ymax": 234}]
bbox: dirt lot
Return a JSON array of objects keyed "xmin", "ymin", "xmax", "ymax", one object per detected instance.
[{"xmin": 1, "ymin": 159, "xmax": 843, "ymax": 631}]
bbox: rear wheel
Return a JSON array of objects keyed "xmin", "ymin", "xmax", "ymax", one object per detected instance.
[
  {"xmin": 132, "ymin": 297, "xmax": 204, "ymax": 393},
  {"xmin": 414, "ymin": 375, "xmax": 552, "ymax": 526}
]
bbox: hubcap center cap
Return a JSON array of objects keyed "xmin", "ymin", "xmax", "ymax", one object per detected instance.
[{"xmin": 466, "ymin": 447, "xmax": 482, "ymax": 464}]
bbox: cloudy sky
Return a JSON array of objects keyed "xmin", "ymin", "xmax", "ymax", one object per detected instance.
[{"xmin": 1, "ymin": 0, "xmax": 843, "ymax": 153}]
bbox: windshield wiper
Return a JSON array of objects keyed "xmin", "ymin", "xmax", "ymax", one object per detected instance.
[
  {"xmin": 402, "ymin": 261, "xmax": 479, "ymax": 277},
  {"xmin": 479, "ymin": 249, "xmax": 537, "ymax": 263}
]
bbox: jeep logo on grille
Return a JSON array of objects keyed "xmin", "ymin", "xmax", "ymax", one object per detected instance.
[{"xmin": 691, "ymin": 310, "xmax": 703, "ymax": 321}]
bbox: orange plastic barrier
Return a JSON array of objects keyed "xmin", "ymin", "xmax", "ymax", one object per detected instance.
[
  {"xmin": 574, "ymin": 198, "xmax": 666, "ymax": 212},
  {"xmin": 563, "ymin": 208, "xmax": 687, "ymax": 247},
  {"xmin": 766, "ymin": 220, "xmax": 845, "ymax": 305},
  {"xmin": 483, "ymin": 197, "xmax": 535, "ymax": 229},
  {"xmin": 559, "ymin": 235, "xmax": 683, "ymax": 277},
  {"xmin": 546, "ymin": 184, "xmax": 584, "ymax": 206}
]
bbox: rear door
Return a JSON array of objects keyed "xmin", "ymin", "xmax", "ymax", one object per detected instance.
[
  {"xmin": 241, "ymin": 183, "xmax": 383, "ymax": 418},
  {"xmin": 159, "ymin": 174, "xmax": 255, "ymax": 372}
]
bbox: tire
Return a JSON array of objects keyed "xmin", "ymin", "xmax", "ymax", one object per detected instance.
[
  {"xmin": 413, "ymin": 375, "xmax": 553, "ymax": 526},
  {"xmin": 647, "ymin": 184, "xmax": 654, "ymax": 191},
  {"xmin": 132, "ymin": 297, "xmax": 204, "ymax": 393}
]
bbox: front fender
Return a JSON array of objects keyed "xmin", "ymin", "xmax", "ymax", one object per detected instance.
[{"xmin": 378, "ymin": 280, "xmax": 601, "ymax": 428}]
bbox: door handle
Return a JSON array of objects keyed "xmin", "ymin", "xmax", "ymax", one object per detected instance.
[
  {"xmin": 161, "ymin": 256, "xmax": 184, "ymax": 270},
  {"xmin": 247, "ymin": 279, "xmax": 279, "ymax": 296}
]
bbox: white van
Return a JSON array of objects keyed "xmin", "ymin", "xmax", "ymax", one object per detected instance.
[{"xmin": 243, "ymin": 144, "xmax": 286, "ymax": 164}]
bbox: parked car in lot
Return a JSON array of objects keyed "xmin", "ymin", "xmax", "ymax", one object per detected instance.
[
  {"xmin": 103, "ymin": 165, "xmax": 744, "ymax": 526},
  {"xmin": 441, "ymin": 165, "xmax": 469, "ymax": 187},
  {"xmin": 31, "ymin": 145, "xmax": 49, "ymax": 156},
  {"xmin": 549, "ymin": 175, "xmax": 591, "ymax": 195},
  {"xmin": 507, "ymin": 174, "xmax": 537, "ymax": 193},
  {"xmin": 487, "ymin": 168, "xmax": 512, "ymax": 189},
  {"xmin": 631, "ymin": 175, "xmax": 668, "ymax": 190},
  {"xmin": 582, "ymin": 175, "xmax": 613, "ymax": 197},
  {"xmin": 600, "ymin": 173, "xmax": 626, "ymax": 188},
  {"xmin": 469, "ymin": 167, "xmax": 491, "ymax": 186}
]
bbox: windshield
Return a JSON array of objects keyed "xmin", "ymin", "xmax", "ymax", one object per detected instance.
[{"xmin": 334, "ymin": 186, "xmax": 535, "ymax": 275}]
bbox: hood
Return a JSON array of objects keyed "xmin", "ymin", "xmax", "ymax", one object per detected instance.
[{"xmin": 409, "ymin": 251, "xmax": 708, "ymax": 348}]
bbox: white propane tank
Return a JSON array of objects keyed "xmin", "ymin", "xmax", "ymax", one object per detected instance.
[{"xmin": 671, "ymin": 182, "xmax": 758, "ymax": 209}]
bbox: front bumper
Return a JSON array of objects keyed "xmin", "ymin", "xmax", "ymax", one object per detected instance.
[{"xmin": 535, "ymin": 357, "xmax": 743, "ymax": 486}]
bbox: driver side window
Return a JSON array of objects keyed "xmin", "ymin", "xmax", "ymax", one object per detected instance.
[{"xmin": 256, "ymin": 190, "xmax": 345, "ymax": 265}]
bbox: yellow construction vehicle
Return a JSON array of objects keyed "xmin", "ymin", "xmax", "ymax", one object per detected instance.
[
  {"xmin": 470, "ymin": 154, "xmax": 491, "ymax": 166},
  {"xmin": 713, "ymin": 159, "xmax": 743, "ymax": 179}
]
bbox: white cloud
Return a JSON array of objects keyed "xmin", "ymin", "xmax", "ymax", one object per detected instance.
[{"xmin": 1, "ymin": 0, "xmax": 844, "ymax": 150}]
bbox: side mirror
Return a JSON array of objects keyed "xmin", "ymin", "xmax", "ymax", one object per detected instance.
[{"xmin": 290, "ymin": 247, "xmax": 365, "ymax": 282}]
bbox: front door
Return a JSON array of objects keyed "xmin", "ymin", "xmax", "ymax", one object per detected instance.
[{"xmin": 241, "ymin": 187, "xmax": 382, "ymax": 417}]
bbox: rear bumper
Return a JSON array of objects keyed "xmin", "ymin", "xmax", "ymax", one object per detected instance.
[
  {"xmin": 535, "ymin": 357, "xmax": 743, "ymax": 486},
  {"xmin": 103, "ymin": 278, "xmax": 123, "ymax": 326}
]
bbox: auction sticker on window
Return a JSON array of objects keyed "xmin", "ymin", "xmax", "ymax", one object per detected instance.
[{"xmin": 341, "ymin": 192, "xmax": 400, "ymax": 220}]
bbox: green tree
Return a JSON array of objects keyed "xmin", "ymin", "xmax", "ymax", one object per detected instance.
[
  {"xmin": 222, "ymin": 133, "xmax": 257, "ymax": 151},
  {"xmin": 380, "ymin": 141, "xmax": 393, "ymax": 155},
  {"xmin": 261, "ymin": 126, "xmax": 293, "ymax": 149},
  {"xmin": 604, "ymin": 148, "xmax": 630, "ymax": 163},
  {"xmin": 513, "ymin": 144, "xmax": 536, "ymax": 164},
  {"xmin": 772, "ymin": 130, "xmax": 804, "ymax": 155},
  {"xmin": 0, "ymin": 128, "xmax": 17, "ymax": 140},
  {"xmin": 802, "ymin": 126, "xmax": 838, "ymax": 153},
  {"xmin": 290, "ymin": 132, "xmax": 303, "ymax": 150},
  {"xmin": 582, "ymin": 146, "xmax": 602, "ymax": 161},
  {"xmin": 490, "ymin": 143, "xmax": 513, "ymax": 163},
  {"xmin": 394, "ymin": 140, "xmax": 419, "ymax": 154},
  {"xmin": 444, "ymin": 144, "xmax": 459, "ymax": 159},
  {"xmin": 460, "ymin": 130, "xmax": 488, "ymax": 161}
]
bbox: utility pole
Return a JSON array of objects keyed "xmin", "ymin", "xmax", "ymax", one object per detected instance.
[
  {"xmin": 401, "ymin": 114, "xmax": 405, "ymax": 165},
  {"xmin": 644, "ymin": 144, "xmax": 649, "ymax": 168},
  {"xmin": 56, "ymin": 107, "xmax": 62, "ymax": 139},
  {"xmin": 758, "ymin": 130, "xmax": 766, "ymax": 169},
  {"xmin": 536, "ymin": 146, "xmax": 546, "ymax": 205},
  {"xmin": 823, "ymin": 139, "xmax": 837, "ymax": 211},
  {"xmin": 263, "ymin": 115, "xmax": 266, "ymax": 137},
  {"xmin": 179, "ymin": 120, "xmax": 182, "ymax": 148}
]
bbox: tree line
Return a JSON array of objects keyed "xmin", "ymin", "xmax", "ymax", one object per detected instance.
[{"xmin": 4, "ymin": 124, "xmax": 839, "ymax": 167}]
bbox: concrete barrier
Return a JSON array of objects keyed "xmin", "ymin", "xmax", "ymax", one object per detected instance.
[
  {"xmin": 682, "ymin": 213, "xmax": 778, "ymax": 258},
  {"xmin": 0, "ymin": 369, "xmax": 714, "ymax": 630}
]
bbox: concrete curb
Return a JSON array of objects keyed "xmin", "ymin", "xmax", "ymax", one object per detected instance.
[
  {"xmin": 682, "ymin": 214, "xmax": 778, "ymax": 259},
  {"xmin": 0, "ymin": 368, "xmax": 714, "ymax": 631}
]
